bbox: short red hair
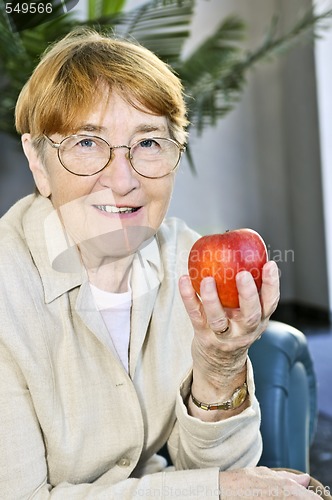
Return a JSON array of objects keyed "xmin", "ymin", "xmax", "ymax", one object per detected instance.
[{"xmin": 15, "ymin": 28, "xmax": 188, "ymax": 148}]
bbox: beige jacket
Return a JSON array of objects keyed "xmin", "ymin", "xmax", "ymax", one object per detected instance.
[{"xmin": 0, "ymin": 195, "xmax": 261, "ymax": 499}]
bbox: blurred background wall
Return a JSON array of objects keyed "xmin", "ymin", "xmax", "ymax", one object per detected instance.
[
  {"xmin": 167, "ymin": 0, "xmax": 331, "ymax": 319},
  {"xmin": 0, "ymin": 0, "xmax": 331, "ymax": 319}
]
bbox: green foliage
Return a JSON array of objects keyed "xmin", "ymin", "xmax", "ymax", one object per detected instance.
[
  {"xmin": 88, "ymin": 0, "xmax": 127, "ymax": 19},
  {"xmin": 1, "ymin": 0, "xmax": 332, "ymax": 172},
  {"xmin": 179, "ymin": 15, "xmax": 247, "ymax": 133}
]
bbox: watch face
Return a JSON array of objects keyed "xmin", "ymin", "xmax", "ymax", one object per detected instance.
[{"xmin": 232, "ymin": 385, "xmax": 248, "ymax": 409}]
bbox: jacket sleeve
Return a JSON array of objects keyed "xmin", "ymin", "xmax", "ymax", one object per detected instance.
[
  {"xmin": 168, "ymin": 358, "xmax": 262, "ymax": 471},
  {"xmin": 0, "ymin": 341, "xmax": 223, "ymax": 500}
]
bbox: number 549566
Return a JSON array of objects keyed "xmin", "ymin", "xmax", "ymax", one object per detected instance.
[{"xmin": 5, "ymin": 3, "xmax": 53, "ymax": 14}]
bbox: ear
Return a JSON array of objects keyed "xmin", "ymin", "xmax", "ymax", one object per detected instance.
[{"xmin": 21, "ymin": 134, "xmax": 51, "ymax": 198}]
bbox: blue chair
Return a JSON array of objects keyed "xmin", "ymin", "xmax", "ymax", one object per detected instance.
[{"xmin": 249, "ymin": 320, "xmax": 317, "ymax": 473}]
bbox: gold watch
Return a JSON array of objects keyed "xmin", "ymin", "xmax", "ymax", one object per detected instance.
[{"xmin": 191, "ymin": 382, "xmax": 248, "ymax": 411}]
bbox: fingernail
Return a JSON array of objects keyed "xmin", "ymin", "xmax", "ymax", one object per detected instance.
[
  {"xmin": 237, "ymin": 271, "xmax": 251, "ymax": 285},
  {"xmin": 202, "ymin": 277, "xmax": 215, "ymax": 291},
  {"xmin": 267, "ymin": 261, "xmax": 279, "ymax": 278}
]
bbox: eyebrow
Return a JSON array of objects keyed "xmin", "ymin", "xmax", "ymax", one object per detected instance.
[
  {"xmin": 75, "ymin": 123, "xmax": 168, "ymax": 136},
  {"xmin": 75, "ymin": 124, "xmax": 107, "ymax": 134},
  {"xmin": 132, "ymin": 123, "xmax": 168, "ymax": 135}
]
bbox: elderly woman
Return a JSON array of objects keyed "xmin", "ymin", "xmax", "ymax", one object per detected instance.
[{"xmin": 0, "ymin": 29, "xmax": 318, "ymax": 498}]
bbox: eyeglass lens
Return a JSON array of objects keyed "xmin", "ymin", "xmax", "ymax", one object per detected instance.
[{"xmin": 58, "ymin": 136, "xmax": 181, "ymax": 178}]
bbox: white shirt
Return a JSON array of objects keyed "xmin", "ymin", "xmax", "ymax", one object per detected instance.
[{"xmin": 90, "ymin": 283, "xmax": 132, "ymax": 371}]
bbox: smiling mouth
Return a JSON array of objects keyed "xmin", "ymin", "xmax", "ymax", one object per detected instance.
[{"xmin": 94, "ymin": 205, "xmax": 141, "ymax": 214}]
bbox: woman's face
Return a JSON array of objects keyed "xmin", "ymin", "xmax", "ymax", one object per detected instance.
[{"xmin": 25, "ymin": 92, "xmax": 177, "ymax": 259}]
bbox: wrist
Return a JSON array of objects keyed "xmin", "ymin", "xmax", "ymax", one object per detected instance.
[
  {"xmin": 191, "ymin": 381, "xmax": 248, "ymax": 411},
  {"xmin": 192, "ymin": 357, "xmax": 247, "ymax": 395},
  {"xmin": 192, "ymin": 340, "xmax": 248, "ymax": 384},
  {"xmin": 188, "ymin": 363, "xmax": 249, "ymax": 421}
]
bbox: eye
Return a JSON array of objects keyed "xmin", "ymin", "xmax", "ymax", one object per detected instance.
[
  {"xmin": 77, "ymin": 138, "xmax": 95, "ymax": 148},
  {"xmin": 138, "ymin": 138, "xmax": 160, "ymax": 148}
]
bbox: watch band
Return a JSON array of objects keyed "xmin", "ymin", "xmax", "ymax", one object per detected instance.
[{"xmin": 191, "ymin": 382, "xmax": 248, "ymax": 411}]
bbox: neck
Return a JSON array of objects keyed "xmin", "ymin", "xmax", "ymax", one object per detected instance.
[{"xmin": 81, "ymin": 252, "xmax": 135, "ymax": 293}]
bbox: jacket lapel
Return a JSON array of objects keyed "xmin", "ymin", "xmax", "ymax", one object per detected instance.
[
  {"xmin": 75, "ymin": 281, "xmax": 118, "ymax": 354},
  {"xmin": 129, "ymin": 241, "xmax": 163, "ymax": 378}
]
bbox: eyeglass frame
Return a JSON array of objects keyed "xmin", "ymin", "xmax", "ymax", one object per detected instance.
[{"xmin": 43, "ymin": 134, "xmax": 186, "ymax": 179}]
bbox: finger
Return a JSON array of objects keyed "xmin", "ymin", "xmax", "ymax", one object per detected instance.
[
  {"xmin": 178, "ymin": 275, "xmax": 206, "ymax": 330},
  {"xmin": 236, "ymin": 271, "xmax": 262, "ymax": 332},
  {"xmin": 291, "ymin": 473, "xmax": 311, "ymax": 488},
  {"xmin": 199, "ymin": 277, "xmax": 229, "ymax": 333},
  {"xmin": 260, "ymin": 260, "xmax": 280, "ymax": 318},
  {"xmin": 274, "ymin": 470, "xmax": 311, "ymax": 488}
]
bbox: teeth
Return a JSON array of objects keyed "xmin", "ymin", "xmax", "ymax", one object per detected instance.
[{"xmin": 95, "ymin": 205, "xmax": 138, "ymax": 214}]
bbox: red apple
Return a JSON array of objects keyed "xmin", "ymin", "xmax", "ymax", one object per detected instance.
[{"xmin": 188, "ymin": 228, "xmax": 268, "ymax": 308}]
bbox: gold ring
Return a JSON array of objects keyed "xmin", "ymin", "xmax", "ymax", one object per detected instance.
[{"xmin": 215, "ymin": 323, "xmax": 230, "ymax": 335}]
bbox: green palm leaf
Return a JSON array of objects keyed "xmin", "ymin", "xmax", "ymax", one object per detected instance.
[
  {"xmin": 88, "ymin": 0, "xmax": 127, "ymax": 19},
  {"xmin": 181, "ymin": 6, "xmax": 332, "ymax": 134},
  {"xmin": 179, "ymin": 15, "xmax": 246, "ymax": 132},
  {"xmin": 86, "ymin": 0, "xmax": 194, "ymax": 64}
]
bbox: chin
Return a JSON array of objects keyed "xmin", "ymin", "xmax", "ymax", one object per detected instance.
[{"xmin": 79, "ymin": 225, "xmax": 156, "ymax": 262}]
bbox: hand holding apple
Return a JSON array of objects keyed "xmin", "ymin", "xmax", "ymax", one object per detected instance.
[
  {"xmin": 188, "ymin": 228, "xmax": 268, "ymax": 309},
  {"xmin": 179, "ymin": 231, "xmax": 279, "ymax": 422}
]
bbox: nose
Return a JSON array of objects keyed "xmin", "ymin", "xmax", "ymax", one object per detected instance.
[{"xmin": 98, "ymin": 146, "xmax": 139, "ymax": 194}]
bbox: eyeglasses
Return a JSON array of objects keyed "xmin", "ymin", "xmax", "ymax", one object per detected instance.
[{"xmin": 43, "ymin": 134, "xmax": 186, "ymax": 179}]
